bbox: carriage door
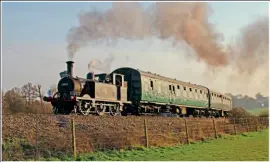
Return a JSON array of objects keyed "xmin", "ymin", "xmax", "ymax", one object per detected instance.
[{"xmin": 113, "ymin": 74, "xmax": 124, "ymax": 100}]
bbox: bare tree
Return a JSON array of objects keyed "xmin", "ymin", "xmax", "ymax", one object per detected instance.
[
  {"xmin": 36, "ymin": 84, "xmax": 43, "ymax": 108},
  {"xmin": 21, "ymin": 83, "xmax": 38, "ymax": 105}
]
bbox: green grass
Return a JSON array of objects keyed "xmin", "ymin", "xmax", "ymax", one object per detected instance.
[
  {"xmin": 248, "ymin": 108, "xmax": 269, "ymax": 116},
  {"xmin": 43, "ymin": 129, "xmax": 269, "ymax": 161}
]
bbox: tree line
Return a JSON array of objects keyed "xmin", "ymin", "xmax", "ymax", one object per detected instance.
[
  {"xmin": 226, "ymin": 93, "xmax": 269, "ymax": 109},
  {"xmin": 2, "ymin": 82, "xmax": 268, "ymax": 114},
  {"xmin": 2, "ymin": 83, "xmax": 56, "ymax": 114}
]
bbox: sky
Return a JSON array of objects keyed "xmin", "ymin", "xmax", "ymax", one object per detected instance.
[{"xmin": 2, "ymin": 2, "xmax": 269, "ymax": 96}]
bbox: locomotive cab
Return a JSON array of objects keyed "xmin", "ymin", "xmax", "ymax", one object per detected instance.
[{"xmin": 113, "ymin": 73, "xmax": 124, "ymax": 87}]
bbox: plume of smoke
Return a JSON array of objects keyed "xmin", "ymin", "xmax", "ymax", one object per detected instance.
[
  {"xmin": 67, "ymin": 2, "xmax": 269, "ymax": 96},
  {"xmin": 227, "ymin": 16, "xmax": 269, "ymax": 96},
  {"xmin": 67, "ymin": 2, "xmax": 228, "ymax": 67},
  {"xmin": 88, "ymin": 54, "xmax": 115, "ymax": 73},
  {"xmin": 153, "ymin": 2, "xmax": 228, "ymax": 67},
  {"xmin": 230, "ymin": 16, "xmax": 269, "ymax": 75},
  {"xmin": 67, "ymin": 2, "xmax": 152, "ymax": 60}
]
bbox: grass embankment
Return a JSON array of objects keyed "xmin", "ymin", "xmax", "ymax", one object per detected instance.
[
  {"xmin": 43, "ymin": 129, "xmax": 269, "ymax": 161},
  {"xmin": 248, "ymin": 108, "xmax": 269, "ymax": 116}
]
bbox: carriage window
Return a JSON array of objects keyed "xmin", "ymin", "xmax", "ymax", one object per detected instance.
[
  {"xmin": 177, "ymin": 85, "xmax": 180, "ymax": 89},
  {"xmin": 150, "ymin": 80, "xmax": 154, "ymax": 90},
  {"xmin": 169, "ymin": 85, "xmax": 171, "ymax": 90},
  {"xmin": 189, "ymin": 88, "xmax": 192, "ymax": 92}
]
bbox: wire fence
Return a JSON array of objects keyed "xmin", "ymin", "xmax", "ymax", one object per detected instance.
[{"xmin": 2, "ymin": 114, "xmax": 269, "ymax": 161}]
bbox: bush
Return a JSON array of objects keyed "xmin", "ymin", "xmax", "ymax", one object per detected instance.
[{"xmin": 228, "ymin": 107, "xmax": 255, "ymax": 118}]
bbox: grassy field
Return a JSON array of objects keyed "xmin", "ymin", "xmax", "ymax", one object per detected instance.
[
  {"xmin": 248, "ymin": 108, "xmax": 269, "ymax": 116},
  {"xmin": 42, "ymin": 129, "xmax": 269, "ymax": 161}
]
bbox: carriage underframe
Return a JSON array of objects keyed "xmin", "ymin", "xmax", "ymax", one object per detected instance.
[{"xmin": 53, "ymin": 96, "xmax": 229, "ymax": 118}]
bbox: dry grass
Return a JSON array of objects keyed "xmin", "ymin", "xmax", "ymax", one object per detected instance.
[{"xmin": 2, "ymin": 114, "xmax": 269, "ymax": 161}]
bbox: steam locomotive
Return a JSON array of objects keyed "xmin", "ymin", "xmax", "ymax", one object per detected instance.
[{"xmin": 43, "ymin": 61, "xmax": 232, "ymax": 117}]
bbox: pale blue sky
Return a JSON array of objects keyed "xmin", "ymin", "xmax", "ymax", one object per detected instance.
[{"xmin": 2, "ymin": 2, "xmax": 269, "ymax": 95}]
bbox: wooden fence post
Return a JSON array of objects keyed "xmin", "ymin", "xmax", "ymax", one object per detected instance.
[
  {"xmin": 144, "ymin": 119, "xmax": 149, "ymax": 148},
  {"xmin": 266, "ymin": 117, "xmax": 269, "ymax": 129},
  {"xmin": 212, "ymin": 119, "xmax": 217, "ymax": 139},
  {"xmin": 196, "ymin": 123, "xmax": 201, "ymax": 140},
  {"xmin": 257, "ymin": 118, "xmax": 261, "ymax": 131},
  {"xmin": 233, "ymin": 118, "xmax": 237, "ymax": 135},
  {"xmin": 260, "ymin": 118, "xmax": 264, "ymax": 130},
  {"xmin": 184, "ymin": 119, "xmax": 189, "ymax": 144},
  {"xmin": 264, "ymin": 117, "xmax": 268, "ymax": 129},
  {"xmin": 262, "ymin": 118, "xmax": 264, "ymax": 129},
  {"xmin": 245, "ymin": 118, "xmax": 249, "ymax": 132},
  {"xmin": 71, "ymin": 117, "xmax": 77, "ymax": 160}
]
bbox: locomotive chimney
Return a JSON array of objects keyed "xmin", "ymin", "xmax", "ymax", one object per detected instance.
[{"xmin": 66, "ymin": 61, "xmax": 74, "ymax": 77}]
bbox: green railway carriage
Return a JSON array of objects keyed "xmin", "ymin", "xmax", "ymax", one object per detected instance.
[
  {"xmin": 112, "ymin": 67, "xmax": 232, "ymax": 116},
  {"xmin": 208, "ymin": 89, "xmax": 232, "ymax": 111}
]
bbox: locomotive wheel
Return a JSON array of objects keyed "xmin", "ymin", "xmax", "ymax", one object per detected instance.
[
  {"xmin": 110, "ymin": 105, "xmax": 120, "ymax": 116},
  {"xmin": 52, "ymin": 107, "xmax": 59, "ymax": 114},
  {"xmin": 121, "ymin": 110, "xmax": 128, "ymax": 116},
  {"xmin": 78, "ymin": 94, "xmax": 91, "ymax": 115},
  {"xmin": 96, "ymin": 105, "xmax": 105, "ymax": 116},
  {"xmin": 78, "ymin": 101, "xmax": 90, "ymax": 115},
  {"xmin": 96, "ymin": 109, "xmax": 105, "ymax": 116}
]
